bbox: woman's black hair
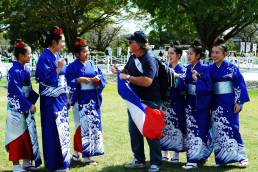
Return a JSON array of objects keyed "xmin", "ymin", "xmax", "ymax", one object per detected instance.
[
  {"xmin": 189, "ymin": 39, "xmax": 203, "ymax": 59},
  {"xmin": 14, "ymin": 40, "xmax": 30, "ymax": 59},
  {"xmin": 45, "ymin": 26, "xmax": 64, "ymax": 47},
  {"xmin": 73, "ymin": 38, "xmax": 88, "ymax": 54},
  {"xmin": 170, "ymin": 40, "xmax": 182, "ymax": 57},
  {"xmin": 213, "ymin": 37, "xmax": 228, "ymax": 53}
]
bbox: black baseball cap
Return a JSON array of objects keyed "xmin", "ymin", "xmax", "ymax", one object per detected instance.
[{"xmin": 126, "ymin": 31, "xmax": 148, "ymax": 44}]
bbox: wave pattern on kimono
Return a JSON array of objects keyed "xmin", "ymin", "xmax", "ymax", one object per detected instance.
[
  {"xmin": 26, "ymin": 111, "xmax": 42, "ymax": 167},
  {"xmin": 79, "ymin": 100, "xmax": 104, "ymax": 157},
  {"xmin": 181, "ymin": 62, "xmax": 214, "ymax": 163},
  {"xmin": 6, "ymin": 61, "xmax": 42, "ymax": 167},
  {"xmin": 35, "ymin": 48, "xmax": 70, "ymax": 170},
  {"xmin": 160, "ymin": 64, "xmax": 187, "ymax": 152},
  {"xmin": 55, "ymin": 106, "xmax": 71, "ymax": 167},
  {"xmin": 209, "ymin": 60, "xmax": 249, "ymax": 165},
  {"xmin": 66, "ymin": 59, "xmax": 106, "ymax": 157}
]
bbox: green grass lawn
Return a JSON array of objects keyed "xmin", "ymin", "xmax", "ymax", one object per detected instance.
[{"xmin": 0, "ymin": 81, "xmax": 258, "ymax": 172}]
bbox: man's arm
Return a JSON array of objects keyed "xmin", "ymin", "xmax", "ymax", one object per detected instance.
[{"xmin": 120, "ymin": 73, "xmax": 153, "ymax": 87}]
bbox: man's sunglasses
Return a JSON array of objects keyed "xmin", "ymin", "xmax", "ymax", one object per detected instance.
[{"xmin": 128, "ymin": 40, "xmax": 137, "ymax": 44}]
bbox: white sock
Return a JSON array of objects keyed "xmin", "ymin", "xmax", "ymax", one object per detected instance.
[
  {"xmin": 73, "ymin": 151, "xmax": 79, "ymax": 156},
  {"xmin": 172, "ymin": 152, "xmax": 179, "ymax": 159},
  {"xmin": 163, "ymin": 151, "xmax": 169, "ymax": 157},
  {"xmin": 13, "ymin": 164, "xmax": 21, "ymax": 168},
  {"xmin": 22, "ymin": 159, "xmax": 31, "ymax": 168},
  {"xmin": 82, "ymin": 157, "xmax": 91, "ymax": 162},
  {"xmin": 13, "ymin": 164, "xmax": 25, "ymax": 172}
]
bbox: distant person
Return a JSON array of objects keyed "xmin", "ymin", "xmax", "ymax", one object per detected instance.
[{"xmin": 158, "ymin": 51, "xmax": 163, "ymax": 58}]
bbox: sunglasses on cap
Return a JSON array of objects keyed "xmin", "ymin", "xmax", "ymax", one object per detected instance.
[{"xmin": 128, "ymin": 40, "xmax": 137, "ymax": 44}]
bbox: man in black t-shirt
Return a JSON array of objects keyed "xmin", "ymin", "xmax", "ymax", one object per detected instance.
[{"xmin": 112, "ymin": 31, "xmax": 161, "ymax": 172}]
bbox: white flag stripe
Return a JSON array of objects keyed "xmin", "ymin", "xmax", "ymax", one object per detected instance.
[{"xmin": 125, "ymin": 100, "xmax": 146, "ymax": 134}]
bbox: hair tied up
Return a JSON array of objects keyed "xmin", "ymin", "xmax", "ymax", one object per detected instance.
[
  {"xmin": 213, "ymin": 37, "xmax": 225, "ymax": 46},
  {"xmin": 74, "ymin": 38, "xmax": 85, "ymax": 47},
  {"xmin": 52, "ymin": 26, "xmax": 63, "ymax": 36},
  {"xmin": 192, "ymin": 39, "xmax": 202, "ymax": 47},
  {"xmin": 15, "ymin": 40, "xmax": 26, "ymax": 48}
]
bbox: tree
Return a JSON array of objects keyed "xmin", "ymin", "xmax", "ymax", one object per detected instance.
[
  {"xmin": 1, "ymin": 0, "xmax": 127, "ymax": 51},
  {"xmin": 238, "ymin": 24, "xmax": 258, "ymax": 42},
  {"xmin": 87, "ymin": 25, "xmax": 122, "ymax": 51},
  {"xmin": 148, "ymin": 22, "xmax": 196, "ymax": 48},
  {"xmin": 225, "ymin": 39, "xmax": 237, "ymax": 52},
  {"xmin": 132, "ymin": 0, "xmax": 258, "ymax": 53}
]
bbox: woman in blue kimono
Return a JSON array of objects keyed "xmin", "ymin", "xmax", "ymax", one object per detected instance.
[
  {"xmin": 181, "ymin": 40, "xmax": 213, "ymax": 169},
  {"xmin": 35, "ymin": 26, "xmax": 70, "ymax": 171},
  {"xmin": 160, "ymin": 42, "xmax": 186, "ymax": 163},
  {"xmin": 210, "ymin": 38, "xmax": 249, "ymax": 167},
  {"xmin": 65, "ymin": 38, "xmax": 106, "ymax": 164},
  {"xmin": 6, "ymin": 40, "xmax": 41, "ymax": 172}
]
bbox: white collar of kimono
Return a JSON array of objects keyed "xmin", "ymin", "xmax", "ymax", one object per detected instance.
[
  {"xmin": 191, "ymin": 62, "xmax": 198, "ymax": 71},
  {"xmin": 14, "ymin": 60, "xmax": 25, "ymax": 69},
  {"xmin": 216, "ymin": 60, "xmax": 225, "ymax": 68},
  {"xmin": 172, "ymin": 63, "xmax": 179, "ymax": 69},
  {"xmin": 47, "ymin": 48, "xmax": 58, "ymax": 58},
  {"xmin": 78, "ymin": 59, "xmax": 89, "ymax": 66}
]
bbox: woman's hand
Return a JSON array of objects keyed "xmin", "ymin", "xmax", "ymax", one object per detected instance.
[
  {"xmin": 192, "ymin": 70, "xmax": 199, "ymax": 81},
  {"xmin": 91, "ymin": 76, "xmax": 100, "ymax": 87},
  {"xmin": 234, "ymin": 103, "xmax": 241, "ymax": 113},
  {"xmin": 77, "ymin": 77, "xmax": 90, "ymax": 84},
  {"xmin": 30, "ymin": 104, "xmax": 36, "ymax": 113},
  {"xmin": 56, "ymin": 58, "xmax": 65, "ymax": 74}
]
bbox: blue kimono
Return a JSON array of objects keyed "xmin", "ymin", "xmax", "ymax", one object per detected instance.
[
  {"xmin": 6, "ymin": 61, "xmax": 42, "ymax": 167},
  {"xmin": 160, "ymin": 64, "xmax": 187, "ymax": 152},
  {"xmin": 209, "ymin": 60, "xmax": 249, "ymax": 165},
  {"xmin": 66, "ymin": 59, "xmax": 106, "ymax": 157},
  {"xmin": 182, "ymin": 61, "xmax": 213, "ymax": 163},
  {"xmin": 35, "ymin": 48, "xmax": 70, "ymax": 171}
]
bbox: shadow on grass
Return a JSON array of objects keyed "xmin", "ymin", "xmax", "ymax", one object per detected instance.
[
  {"xmin": 69, "ymin": 159, "xmax": 95, "ymax": 169},
  {"xmin": 1, "ymin": 161, "xmax": 246, "ymax": 172},
  {"xmin": 1, "ymin": 166, "xmax": 47, "ymax": 172},
  {"xmin": 99, "ymin": 161, "xmax": 245, "ymax": 172}
]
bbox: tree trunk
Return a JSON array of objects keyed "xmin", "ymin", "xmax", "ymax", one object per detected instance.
[
  {"xmin": 199, "ymin": 31, "xmax": 218, "ymax": 63},
  {"xmin": 63, "ymin": 26, "xmax": 78, "ymax": 52}
]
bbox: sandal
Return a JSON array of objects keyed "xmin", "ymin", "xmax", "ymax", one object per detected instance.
[
  {"xmin": 72, "ymin": 154, "xmax": 80, "ymax": 161},
  {"xmin": 239, "ymin": 159, "xmax": 248, "ymax": 168},
  {"xmin": 82, "ymin": 158, "xmax": 98, "ymax": 165},
  {"xmin": 162, "ymin": 156, "xmax": 170, "ymax": 161},
  {"xmin": 170, "ymin": 157, "xmax": 179, "ymax": 163},
  {"xmin": 182, "ymin": 163, "xmax": 197, "ymax": 169}
]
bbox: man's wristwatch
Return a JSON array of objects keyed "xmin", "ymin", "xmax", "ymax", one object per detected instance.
[{"xmin": 126, "ymin": 75, "xmax": 131, "ymax": 80}]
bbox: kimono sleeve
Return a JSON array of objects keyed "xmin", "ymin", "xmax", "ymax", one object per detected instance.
[
  {"xmin": 232, "ymin": 66, "xmax": 250, "ymax": 104},
  {"xmin": 65, "ymin": 64, "xmax": 77, "ymax": 94},
  {"xmin": 93, "ymin": 62, "xmax": 106, "ymax": 91},
  {"xmin": 196, "ymin": 66, "xmax": 213, "ymax": 95},
  {"xmin": 175, "ymin": 73, "xmax": 186, "ymax": 91},
  {"xmin": 35, "ymin": 57, "xmax": 58, "ymax": 87},
  {"xmin": 7, "ymin": 71, "xmax": 32, "ymax": 113}
]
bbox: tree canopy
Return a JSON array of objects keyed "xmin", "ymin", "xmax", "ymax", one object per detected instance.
[
  {"xmin": 133, "ymin": 0, "xmax": 258, "ymax": 52},
  {"xmin": 1, "ymin": 0, "xmax": 127, "ymax": 51}
]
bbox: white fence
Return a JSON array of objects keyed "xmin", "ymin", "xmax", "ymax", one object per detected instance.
[{"xmin": 1, "ymin": 52, "xmax": 258, "ymax": 80}]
